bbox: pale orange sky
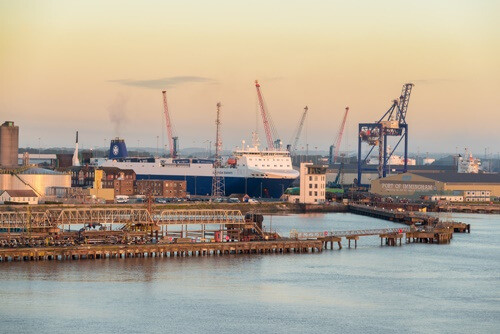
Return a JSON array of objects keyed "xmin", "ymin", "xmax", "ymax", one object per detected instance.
[{"xmin": 1, "ymin": 0, "xmax": 499, "ymax": 155}]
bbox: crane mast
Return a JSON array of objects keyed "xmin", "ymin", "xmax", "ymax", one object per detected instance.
[
  {"xmin": 162, "ymin": 90, "xmax": 177, "ymax": 158},
  {"xmin": 212, "ymin": 102, "xmax": 225, "ymax": 197},
  {"xmin": 255, "ymin": 80, "xmax": 280, "ymax": 150},
  {"xmin": 333, "ymin": 107, "xmax": 349, "ymax": 163}
]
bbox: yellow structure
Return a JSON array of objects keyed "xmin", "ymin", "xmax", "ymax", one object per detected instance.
[{"xmin": 89, "ymin": 169, "xmax": 114, "ymax": 201}]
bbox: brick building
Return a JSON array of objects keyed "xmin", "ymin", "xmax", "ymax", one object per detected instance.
[{"xmin": 136, "ymin": 180, "xmax": 187, "ymax": 198}]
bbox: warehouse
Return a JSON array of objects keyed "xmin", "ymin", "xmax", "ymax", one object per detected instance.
[{"xmin": 370, "ymin": 172, "xmax": 500, "ymax": 199}]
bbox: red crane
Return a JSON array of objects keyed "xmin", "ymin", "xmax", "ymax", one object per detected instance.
[
  {"xmin": 255, "ymin": 80, "xmax": 280, "ymax": 150},
  {"xmin": 333, "ymin": 107, "xmax": 349, "ymax": 163},
  {"xmin": 162, "ymin": 90, "xmax": 176, "ymax": 158}
]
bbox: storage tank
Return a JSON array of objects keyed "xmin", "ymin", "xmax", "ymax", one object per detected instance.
[{"xmin": 0, "ymin": 121, "xmax": 19, "ymax": 167}]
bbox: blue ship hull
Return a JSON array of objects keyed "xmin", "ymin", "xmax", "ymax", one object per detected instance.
[{"xmin": 136, "ymin": 174, "xmax": 295, "ymax": 198}]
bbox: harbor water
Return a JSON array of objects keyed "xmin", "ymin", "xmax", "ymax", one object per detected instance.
[{"xmin": 0, "ymin": 213, "xmax": 499, "ymax": 333}]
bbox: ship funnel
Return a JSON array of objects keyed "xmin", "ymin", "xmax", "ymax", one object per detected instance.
[{"xmin": 109, "ymin": 137, "xmax": 128, "ymax": 159}]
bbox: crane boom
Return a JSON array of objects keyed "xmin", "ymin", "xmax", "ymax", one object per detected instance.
[
  {"xmin": 397, "ymin": 83, "xmax": 414, "ymax": 123},
  {"xmin": 162, "ymin": 90, "xmax": 176, "ymax": 158},
  {"xmin": 255, "ymin": 80, "xmax": 280, "ymax": 150},
  {"xmin": 333, "ymin": 107, "xmax": 349, "ymax": 163},
  {"xmin": 290, "ymin": 106, "xmax": 308, "ymax": 154}
]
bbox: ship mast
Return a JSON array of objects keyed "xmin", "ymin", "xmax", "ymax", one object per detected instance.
[{"xmin": 212, "ymin": 102, "xmax": 225, "ymax": 197}]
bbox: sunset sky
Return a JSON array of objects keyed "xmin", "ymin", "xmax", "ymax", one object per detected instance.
[{"xmin": 1, "ymin": 0, "xmax": 499, "ymax": 156}]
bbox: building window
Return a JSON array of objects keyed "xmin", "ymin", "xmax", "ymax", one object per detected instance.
[{"xmin": 309, "ymin": 191, "xmax": 312, "ymax": 196}]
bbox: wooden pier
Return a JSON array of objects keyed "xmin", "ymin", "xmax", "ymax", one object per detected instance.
[
  {"xmin": 293, "ymin": 226, "xmax": 456, "ymax": 249},
  {"xmin": 0, "ymin": 239, "xmax": 323, "ymax": 262}
]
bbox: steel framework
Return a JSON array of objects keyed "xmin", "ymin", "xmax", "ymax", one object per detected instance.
[{"xmin": 357, "ymin": 83, "xmax": 414, "ymax": 186}]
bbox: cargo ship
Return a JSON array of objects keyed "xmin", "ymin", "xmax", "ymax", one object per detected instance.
[{"xmin": 98, "ymin": 138, "xmax": 299, "ymax": 198}]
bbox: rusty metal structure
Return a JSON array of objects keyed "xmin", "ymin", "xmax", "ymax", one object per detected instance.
[{"xmin": 0, "ymin": 208, "xmax": 269, "ymax": 246}]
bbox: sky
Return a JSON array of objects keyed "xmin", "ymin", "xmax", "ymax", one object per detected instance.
[{"xmin": 1, "ymin": 0, "xmax": 499, "ymax": 157}]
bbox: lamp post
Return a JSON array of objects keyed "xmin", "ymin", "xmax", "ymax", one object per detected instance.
[{"xmin": 156, "ymin": 136, "xmax": 159, "ymax": 157}]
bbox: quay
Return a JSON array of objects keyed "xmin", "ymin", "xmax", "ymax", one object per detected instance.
[{"xmin": 0, "ymin": 240, "xmax": 323, "ymax": 262}]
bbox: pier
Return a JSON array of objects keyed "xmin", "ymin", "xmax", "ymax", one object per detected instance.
[
  {"xmin": 0, "ymin": 207, "xmax": 469, "ymax": 263},
  {"xmin": 292, "ymin": 226, "xmax": 455, "ymax": 249},
  {"xmin": 348, "ymin": 204, "xmax": 440, "ymax": 225},
  {"xmin": 0, "ymin": 240, "xmax": 323, "ymax": 262}
]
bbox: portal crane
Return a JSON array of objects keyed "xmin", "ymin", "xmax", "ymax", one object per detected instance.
[
  {"xmin": 288, "ymin": 106, "xmax": 308, "ymax": 155},
  {"xmin": 255, "ymin": 80, "xmax": 281, "ymax": 150},
  {"xmin": 357, "ymin": 83, "xmax": 414, "ymax": 185},
  {"xmin": 332, "ymin": 107, "xmax": 349, "ymax": 164},
  {"xmin": 162, "ymin": 90, "xmax": 177, "ymax": 158}
]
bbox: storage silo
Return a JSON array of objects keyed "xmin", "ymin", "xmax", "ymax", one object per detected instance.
[{"xmin": 0, "ymin": 121, "xmax": 19, "ymax": 167}]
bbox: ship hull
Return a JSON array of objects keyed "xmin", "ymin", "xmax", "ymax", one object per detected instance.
[{"xmin": 136, "ymin": 174, "xmax": 295, "ymax": 198}]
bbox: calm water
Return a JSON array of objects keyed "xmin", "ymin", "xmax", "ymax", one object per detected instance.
[{"xmin": 1, "ymin": 213, "xmax": 499, "ymax": 334}]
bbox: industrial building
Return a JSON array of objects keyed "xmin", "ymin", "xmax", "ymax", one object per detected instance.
[
  {"xmin": 370, "ymin": 172, "xmax": 500, "ymax": 199},
  {"xmin": 0, "ymin": 167, "xmax": 71, "ymax": 197},
  {"xmin": 136, "ymin": 180, "xmax": 187, "ymax": 198},
  {"xmin": 0, "ymin": 121, "xmax": 19, "ymax": 167}
]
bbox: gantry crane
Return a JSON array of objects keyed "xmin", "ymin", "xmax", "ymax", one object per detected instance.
[
  {"xmin": 288, "ymin": 106, "xmax": 308, "ymax": 155},
  {"xmin": 162, "ymin": 90, "xmax": 178, "ymax": 158},
  {"xmin": 357, "ymin": 83, "xmax": 414, "ymax": 186},
  {"xmin": 255, "ymin": 80, "xmax": 281, "ymax": 150}
]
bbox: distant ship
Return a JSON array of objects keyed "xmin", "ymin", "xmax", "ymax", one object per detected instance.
[{"xmin": 99, "ymin": 138, "xmax": 299, "ymax": 198}]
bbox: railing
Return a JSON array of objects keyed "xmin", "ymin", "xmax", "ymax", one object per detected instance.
[
  {"xmin": 156, "ymin": 209, "xmax": 246, "ymax": 225},
  {"xmin": 291, "ymin": 227, "xmax": 411, "ymax": 239},
  {"xmin": 0, "ymin": 211, "xmax": 52, "ymax": 229}
]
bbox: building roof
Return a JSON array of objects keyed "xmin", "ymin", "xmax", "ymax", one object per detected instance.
[
  {"xmin": 99, "ymin": 166, "xmax": 136, "ymax": 175},
  {"xmin": 19, "ymin": 167, "xmax": 66, "ymax": 175},
  {"xmin": 411, "ymin": 172, "xmax": 500, "ymax": 184},
  {"xmin": 1, "ymin": 189, "xmax": 38, "ymax": 197}
]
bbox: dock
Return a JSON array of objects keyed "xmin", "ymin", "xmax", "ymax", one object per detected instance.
[
  {"xmin": 0, "ymin": 240, "xmax": 323, "ymax": 262},
  {"xmin": 293, "ymin": 226, "xmax": 456, "ymax": 249}
]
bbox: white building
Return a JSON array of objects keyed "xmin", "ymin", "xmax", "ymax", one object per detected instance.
[
  {"xmin": 298, "ymin": 162, "xmax": 327, "ymax": 204},
  {"xmin": 0, "ymin": 189, "xmax": 39, "ymax": 205}
]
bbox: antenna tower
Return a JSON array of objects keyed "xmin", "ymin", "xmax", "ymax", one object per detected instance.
[{"xmin": 212, "ymin": 102, "xmax": 225, "ymax": 197}]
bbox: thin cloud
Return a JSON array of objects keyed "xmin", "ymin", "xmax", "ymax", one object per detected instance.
[
  {"xmin": 109, "ymin": 76, "xmax": 216, "ymax": 89},
  {"xmin": 410, "ymin": 78, "xmax": 462, "ymax": 85}
]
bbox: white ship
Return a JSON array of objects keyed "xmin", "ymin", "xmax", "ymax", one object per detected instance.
[{"xmin": 99, "ymin": 138, "xmax": 299, "ymax": 198}]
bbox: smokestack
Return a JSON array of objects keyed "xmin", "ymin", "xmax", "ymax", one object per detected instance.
[{"xmin": 72, "ymin": 131, "xmax": 81, "ymax": 166}]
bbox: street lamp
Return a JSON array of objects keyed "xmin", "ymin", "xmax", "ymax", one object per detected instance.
[{"xmin": 156, "ymin": 136, "xmax": 159, "ymax": 157}]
